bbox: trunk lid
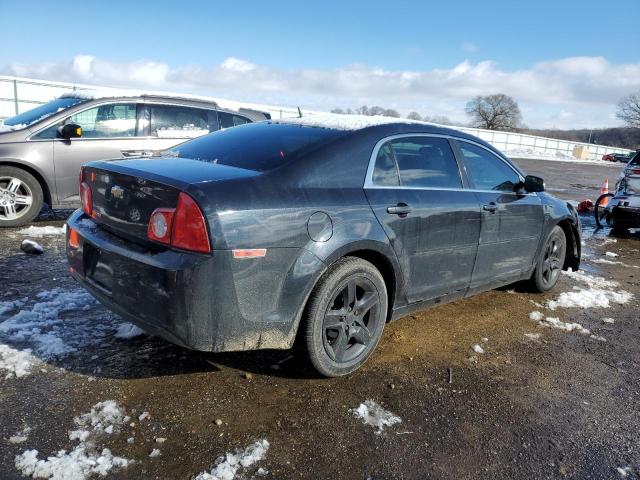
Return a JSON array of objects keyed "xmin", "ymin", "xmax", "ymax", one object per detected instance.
[{"xmin": 83, "ymin": 157, "xmax": 258, "ymax": 241}]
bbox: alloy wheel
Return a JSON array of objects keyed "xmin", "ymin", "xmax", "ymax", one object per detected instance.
[
  {"xmin": 0, "ymin": 176, "xmax": 34, "ymax": 221},
  {"xmin": 322, "ymin": 277, "xmax": 381, "ymax": 363}
]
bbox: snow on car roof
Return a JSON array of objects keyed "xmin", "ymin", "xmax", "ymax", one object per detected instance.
[
  {"xmin": 274, "ymin": 112, "xmax": 432, "ymax": 131},
  {"xmin": 58, "ymin": 89, "xmax": 286, "ymax": 118}
]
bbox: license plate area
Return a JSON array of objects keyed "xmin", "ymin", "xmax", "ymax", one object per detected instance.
[{"xmin": 83, "ymin": 242, "xmax": 113, "ymax": 294}]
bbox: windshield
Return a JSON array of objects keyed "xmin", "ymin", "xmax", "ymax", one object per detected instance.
[
  {"xmin": 170, "ymin": 122, "xmax": 346, "ymax": 172},
  {"xmin": 3, "ymin": 97, "xmax": 86, "ymax": 128}
]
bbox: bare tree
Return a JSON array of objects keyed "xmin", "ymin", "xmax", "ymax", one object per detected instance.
[
  {"xmin": 465, "ymin": 94, "xmax": 522, "ymax": 130},
  {"xmin": 616, "ymin": 92, "xmax": 640, "ymax": 128},
  {"xmin": 407, "ymin": 112, "xmax": 422, "ymax": 120},
  {"xmin": 422, "ymin": 115, "xmax": 454, "ymax": 125},
  {"xmin": 330, "ymin": 108, "xmax": 345, "ymax": 114}
]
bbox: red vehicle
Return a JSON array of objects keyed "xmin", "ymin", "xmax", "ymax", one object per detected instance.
[{"xmin": 602, "ymin": 153, "xmax": 615, "ymax": 161}]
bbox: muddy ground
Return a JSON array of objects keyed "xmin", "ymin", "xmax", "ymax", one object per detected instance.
[{"xmin": 0, "ymin": 158, "xmax": 638, "ymax": 479}]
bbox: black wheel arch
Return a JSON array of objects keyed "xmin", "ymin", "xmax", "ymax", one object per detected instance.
[{"xmin": 555, "ymin": 218, "xmax": 581, "ymax": 271}]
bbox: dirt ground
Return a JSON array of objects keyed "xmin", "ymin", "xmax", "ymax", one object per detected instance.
[{"xmin": 0, "ymin": 158, "xmax": 638, "ymax": 480}]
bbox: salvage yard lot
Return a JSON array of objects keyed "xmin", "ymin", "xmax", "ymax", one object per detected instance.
[{"xmin": 1, "ymin": 158, "xmax": 638, "ymax": 480}]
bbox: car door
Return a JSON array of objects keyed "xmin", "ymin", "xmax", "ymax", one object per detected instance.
[
  {"xmin": 453, "ymin": 139, "xmax": 544, "ymax": 289},
  {"xmin": 46, "ymin": 102, "xmax": 146, "ymax": 205},
  {"xmin": 364, "ymin": 135, "xmax": 482, "ymax": 304}
]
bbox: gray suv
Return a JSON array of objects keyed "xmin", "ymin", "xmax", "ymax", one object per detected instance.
[{"xmin": 0, "ymin": 93, "xmax": 269, "ymax": 226}]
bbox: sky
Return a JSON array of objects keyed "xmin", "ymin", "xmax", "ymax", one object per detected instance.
[{"xmin": 1, "ymin": 0, "xmax": 639, "ymax": 129}]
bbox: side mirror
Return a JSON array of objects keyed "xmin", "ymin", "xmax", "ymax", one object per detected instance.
[
  {"xmin": 522, "ymin": 175, "xmax": 545, "ymax": 193},
  {"xmin": 58, "ymin": 123, "xmax": 83, "ymax": 140}
]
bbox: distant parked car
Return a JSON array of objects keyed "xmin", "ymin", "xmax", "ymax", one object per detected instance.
[
  {"xmin": 66, "ymin": 117, "xmax": 581, "ymax": 376},
  {"xmin": 602, "ymin": 153, "xmax": 616, "ymax": 161},
  {"xmin": 613, "ymin": 152, "xmax": 634, "ymax": 163},
  {"xmin": 0, "ymin": 92, "xmax": 269, "ymax": 226}
]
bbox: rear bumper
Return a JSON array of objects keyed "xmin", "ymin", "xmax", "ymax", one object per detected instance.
[{"xmin": 66, "ymin": 210, "xmax": 323, "ymax": 352}]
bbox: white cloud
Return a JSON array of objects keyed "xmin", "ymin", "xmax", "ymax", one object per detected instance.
[
  {"xmin": 3, "ymin": 54, "xmax": 640, "ymax": 129},
  {"xmin": 461, "ymin": 42, "xmax": 478, "ymax": 53}
]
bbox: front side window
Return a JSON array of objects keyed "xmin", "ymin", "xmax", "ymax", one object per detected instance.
[
  {"xmin": 458, "ymin": 142, "xmax": 521, "ymax": 192},
  {"xmin": 33, "ymin": 103, "xmax": 137, "ymax": 139},
  {"xmin": 372, "ymin": 136, "xmax": 462, "ymax": 189},
  {"xmin": 150, "ymin": 105, "xmax": 214, "ymax": 139}
]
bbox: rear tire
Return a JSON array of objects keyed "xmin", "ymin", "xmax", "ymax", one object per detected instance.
[
  {"xmin": 0, "ymin": 166, "xmax": 43, "ymax": 227},
  {"xmin": 303, "ymin": 257, "xmax": 387, "ymax": 377},
  {"xmin": 530, "ymin": 226, "xmax": 567, "ymax": 293}
]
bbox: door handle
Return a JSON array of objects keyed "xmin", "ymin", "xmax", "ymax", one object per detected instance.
[
  {"xmin": 387, "ymin": 203, "xmax": 412, "ymax": 217},
  {"xmin": 483, "ymin": 203, "xmax": 498, "ymax": 213},
  {"xmin": 121, "ymin": 150, "xmax": 152, "ymax": 157}
]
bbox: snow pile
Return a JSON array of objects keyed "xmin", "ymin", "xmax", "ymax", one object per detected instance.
[
  {"xmin": 149, "ymin": 448, "xmax": 161, "ymax": 458},
  {"xmin": 0, "ymin": 288, "xmax": 119, "ymax": 362},
  {"xmin": 472, "ymin": 344, "xmax": 485, "ymax": 354},
  {"xmin": 546, "ymin": 270, "xmax": 632, "ymax": 310},
  {"xmin": 276, "ymin": 113, "xmax": 426, "ymax": 131},
  {"xmin": 0, "ymin": 344, "xmax": 38, "ymax": 378},
  {"xmin": 351, "ymin": 400, "xmax": 402, "ymax": 434},
  {"xmin": 114, "ymin": 323, "xmax": 146, "ymax": 339},
  {"xmin": 602, "ymin": 317, "xmax": 615, "ymax": 324},
  {"xmin": 0, "ymin": 298, "xmax": 26, "ymax": 316},
  {"xmin": 17, "ymin": 225, "xmax": 66, "ymax": 237},
  {"xmin": 547, "ymin": 287, "xmax": 632, "ymax": 310},
  {"xmin": 68, "ymin": 400, "xmax": 126, "ymax": 440},
  {"xmin": 605, "ymin": 251, "xmax": 619, "ymax": 258},
  {"xmin": 15, "ymin": 401, "xmax": 131, "ymax": 479},
  {"xmin": 195, "ymin": 439, "xmax": 270, "ymax": 480},
  {"xmin": 529, "ymin": 311, "xmax": 590, "ymax": 335}
]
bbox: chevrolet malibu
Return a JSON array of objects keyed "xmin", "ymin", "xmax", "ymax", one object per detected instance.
[{"xmin": 66, "ymin": 117, "xmax": 581, "ymax": 376}]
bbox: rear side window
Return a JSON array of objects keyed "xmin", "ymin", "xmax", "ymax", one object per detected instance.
[
  {"xmin": 372, "ymin": 136, "xmax": 462, "ymax": 189},
  {"xmin": 458, "ymin": 141, "xmax": 520, "ymax": 192},
  {"xmin": 150, "ymin": 105, "xmax": 214, "ymax": 139},
  {"xmin": 218, "ymin": 111, "xmax": 251, "ymax": 129},
  {"xmin": 171, "ymin": 122, "xmax": 345, "ymax": 172}
]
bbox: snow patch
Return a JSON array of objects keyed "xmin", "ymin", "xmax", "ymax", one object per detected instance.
[
  {"xmin": 472, "ymin": 344, "xmax": 485, "ymax": 354},
  {"xmin": 20, "ymin": 239, "xmax": 44, "ymax": 255},
  {"xmin": 605, "ymin": 251, "xmax": 619, "ymax": 258},
  {"xmin": 276, "ymin": 112, "xmax": 427, "ymax": 131},
  {"xmin": 602, "ymin": 317, "xmax": 615, "ymax": 324},
  {"xmin": 17, "ymin": 225, "xmax": 66, "ymax": 237},
  {"xmin": 0, "ymin": 344, "xmax": 38, "ymax": 378},
  {"xmin": 351, "ymin": 400, "xmax": 402, "ymax": 434},
  {"xmin": 14, "ymin": 401, "xmax": 131, "ymax": 479},
  {"xmin": 114, "ymin": 323, "xmax": 146, "ymax": 339},
  {"xmin": 547, "ymin": 287, "xmax": 632, "ymax": 310},
  {"xmin": 149, "ymin": 448, "xmax": 161, "ymax": 458},
  {"xmin": 529, "ymin": 311, "xmax": 545, "ymax": 322},
  {"xmin": 524, "ymin": 333, "xmax": 542, "ymax": 340},
  {"xmin": 562, "ymin": 269, "xmax": 618, "ymax": 289},
  {"xmin": 195, "ymin": 439, "xmax": 270, "ymax": 480},
  {"xmin": 9, "ymin": 426, "xmax": 31, "ymax": 444}
]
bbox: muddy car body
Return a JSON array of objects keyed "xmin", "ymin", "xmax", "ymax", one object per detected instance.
[{"xmin": 66, "ymin": 118, "xmax": 581, "ymax": 376}]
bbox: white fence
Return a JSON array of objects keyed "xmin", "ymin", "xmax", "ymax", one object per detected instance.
[{"xmin": 0, "ymin": 75, "xmax": 634, "ymax": 162}]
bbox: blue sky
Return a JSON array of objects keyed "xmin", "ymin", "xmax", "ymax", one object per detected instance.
[{"xmin": 1, "ymin": 0, "xmax": 639, "ymax": 128}]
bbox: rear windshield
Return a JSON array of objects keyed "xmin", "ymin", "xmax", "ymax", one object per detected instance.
[
  {"xmin": 170, "ymin": 122, "xmax": 346, "ymax": 172},
  {"xmin": 3, "ymin": 97, "xmax": 86, "ymax": 127}
]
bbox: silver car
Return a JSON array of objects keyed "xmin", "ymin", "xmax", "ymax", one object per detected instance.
[{"xmin": 0, "ymin": 93, "xmax": 268, "ymax": 226}]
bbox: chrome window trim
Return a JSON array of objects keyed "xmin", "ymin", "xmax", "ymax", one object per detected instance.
[{"xmin": 363, "ymin": 133, "xmax": 532, "ymax": 195}]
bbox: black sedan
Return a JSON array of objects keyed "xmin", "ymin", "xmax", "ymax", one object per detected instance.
[{"xmin": 66, "ymin": 117, "xmax": 581, "ymax": 376}]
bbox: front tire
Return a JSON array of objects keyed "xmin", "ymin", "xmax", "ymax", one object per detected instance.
[
  {"xmin": 303, "ymin": 257, "xmax": 387, "ymax": 377},
  {"xmin": 0, "ymin": 166, "xmax": 43, "ymax": 227},
  {"xmin": 530, "ymin": 226, "xmax": 567, "ymax": 293}
]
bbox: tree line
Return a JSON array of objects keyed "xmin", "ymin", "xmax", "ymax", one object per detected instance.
[{"xmin": 331, "ymin": 91, "xmax": 640, "ymax": 150}]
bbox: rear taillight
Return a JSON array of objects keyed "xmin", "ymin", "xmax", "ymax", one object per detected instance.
[
  {"xmin": 631, "ymin": 168, "xmax": 640, "ymax": 175},
  {"xmin": 147, "ymin": 193, "xmax": 210, "ymax": 254},
  {"xmin": 80, "ymin": 181, "xmax": 93, "ymax": 216},
  {"xmin": 147, "ymin": 208, "xmax": 175, "ymax": 244}
]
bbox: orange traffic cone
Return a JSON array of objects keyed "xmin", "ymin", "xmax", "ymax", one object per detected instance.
[{"xmin": 599, "ymin": 178, "xmax": 609, "ymax": 206}]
